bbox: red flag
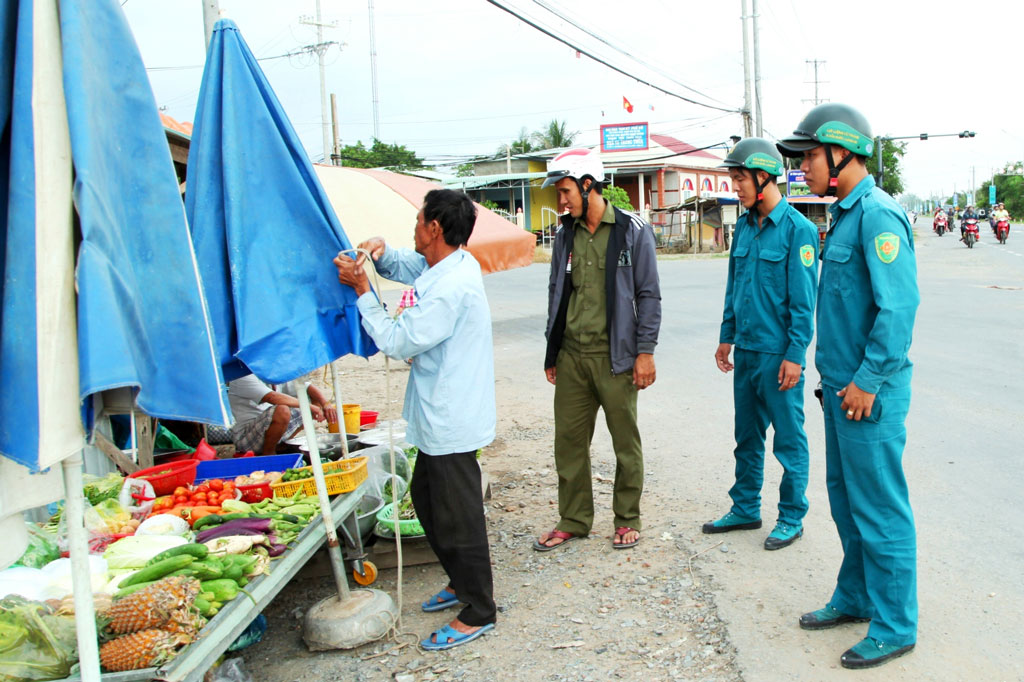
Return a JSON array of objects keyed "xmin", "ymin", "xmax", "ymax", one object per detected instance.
[{"xmin": 622, "ymin": 96, "xmax": 633, "ymax": 113}]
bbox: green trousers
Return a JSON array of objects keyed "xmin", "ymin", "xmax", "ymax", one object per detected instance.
[{"xmin": 553, "ymin": 347, "xmax": 643, "ymax": 535}]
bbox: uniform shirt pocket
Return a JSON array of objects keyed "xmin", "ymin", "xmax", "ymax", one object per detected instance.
[
  {"xmin": 822, "ymin": 243, "xmax": 853, "ymax": 297},
  {"xmin": 732, "ymin": 246, "xmax": 750, "ymax": 280},
  {"xmin": 757, "ymin": 249, "xmax": 786, "ymax": 288}
]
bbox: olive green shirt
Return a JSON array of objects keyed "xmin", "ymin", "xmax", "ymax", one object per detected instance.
[{"xmin": 564, "ymin": 199, "xmax": 616, "ymax": 352}]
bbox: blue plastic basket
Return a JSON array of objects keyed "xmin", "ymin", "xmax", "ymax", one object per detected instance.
[{"xmin": 195, "ymin": 454, "xmax": 303, "ymax": 483}]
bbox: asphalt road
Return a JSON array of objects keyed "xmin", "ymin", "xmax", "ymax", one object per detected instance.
[{"xmin": 481, "ymin": 219, "xmax": 1024, "ymax": 681}]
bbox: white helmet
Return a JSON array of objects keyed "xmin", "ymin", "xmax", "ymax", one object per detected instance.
[{"xmin": 541, "ymin": 148, "xmax": 605, "ymax": 188}]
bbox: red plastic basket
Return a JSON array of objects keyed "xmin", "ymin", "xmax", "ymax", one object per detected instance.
[
  {"xmin": 360, "ymin": 410, "xmax": 378, "ymax": 427},
  {"xmin": 236, "ymin": 481, "xmax": 273, "ymax": 503},
  {"xmin": 132, "ymin": 460, "xmax": 198, "ymax": 496}
]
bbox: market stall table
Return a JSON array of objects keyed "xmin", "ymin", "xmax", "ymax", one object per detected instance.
[{"xmin": 58, "ymin": 481, "xmax": 368, "ymax": 682}]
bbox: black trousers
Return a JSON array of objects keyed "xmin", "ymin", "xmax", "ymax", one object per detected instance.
[{"xmin": 410, "ymin": 450, "xmax": 496, "ymax": 626}]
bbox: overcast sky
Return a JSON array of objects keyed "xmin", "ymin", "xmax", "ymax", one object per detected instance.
[{"xmin": 124, "ymin": 0, "xmax": 1024, "ymax": 200}]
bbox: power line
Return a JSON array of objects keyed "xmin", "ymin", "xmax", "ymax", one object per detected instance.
[
  {"xmin": 530, "ymin": 0, "xmax": 730, "ymax": 107},
  {"xmin": 484, "ymin": 0, "xmax": 739, "ymax": 114}
]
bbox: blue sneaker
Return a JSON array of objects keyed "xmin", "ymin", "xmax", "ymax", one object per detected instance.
[
  {"xmin": 840, "ymin": 637, "xmax": 915, "ymax": 669},
  {"xmin": 763, "ymin": 522, "xmax": 803, "ymax": 550},
  {"xmin": 701, "ymin": 511, "xmax": 762, "ymax": 534}
]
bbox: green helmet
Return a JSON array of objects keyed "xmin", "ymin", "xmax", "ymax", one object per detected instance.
[
  {"xmin": 776, "ymin": 103, "xmax": 874, "ymax": 158},
  {"xmin": 718, "ymin": 137, "xmax": 784, "ymax": 176}
]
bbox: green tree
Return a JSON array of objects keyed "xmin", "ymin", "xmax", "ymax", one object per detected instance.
[
  {"xmin": 456, "ymin": 162, "xmax": 475, "ymax": 177},
  {"xmin": 532, "ymin": 119, "xmax": 578, "ymax": 150},
  {"xmin": 603, "ymin": 185, "xmax": 634, "ymax": 211},
  {"xmin": 337, "ymin": 138, "xmax": 424, "ymax": 170},
  {"xmin": 976, "ymin": 161, "xmax": 1024, "ymax": 216},
  {"xmin": 865, "ymin": 138, "xmax": 907, "ymax": 196},
  {"xmin": 496, "ymin": 128, "xmax": 536, "ymax": 157}
]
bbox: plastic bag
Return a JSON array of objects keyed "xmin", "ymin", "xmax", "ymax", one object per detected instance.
[
  {"xmin": 119, "ymin": 477, "xmax": 156, "ymax": 519},
  {"xmin": 56, "ymin": 498, "xmax": 140, "ymax": 555},
  {"xmin": 11, "ymin": 524, "xmax": 60, "ymax": 569},
  {"xmin": 204, "ymin": 657, "xmax": 254, "ymax": 682},
  {"xmin": 0, "ymin": 595, "xmax": 78, "ymax": 681}
]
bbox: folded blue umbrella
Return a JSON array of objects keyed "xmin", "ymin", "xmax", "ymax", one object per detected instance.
[
  {"xmin": 0, "ymin": 0, "xmax": 231, "ymax": 471},
  {"xmin": 185, "ymin": 19, "xmax": 377, "ymax": 384}
]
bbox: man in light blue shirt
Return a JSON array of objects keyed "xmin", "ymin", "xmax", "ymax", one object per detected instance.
[{"xmin": 334, "ymin": 189, "xmax": 496, "ymax": 651}]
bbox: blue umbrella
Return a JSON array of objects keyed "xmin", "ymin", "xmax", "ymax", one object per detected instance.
[
  {"xmin": 0, "ymin": 0, "xmax": 231, "ymax": 473},
  {"xmin": 185, "ymin": 19, "xmax": 377, "ymax": 385}
]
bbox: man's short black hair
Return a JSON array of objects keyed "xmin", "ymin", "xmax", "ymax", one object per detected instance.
[{"xmin": 423, "ymin": 189, "xmax": 477, "ymax": 247}]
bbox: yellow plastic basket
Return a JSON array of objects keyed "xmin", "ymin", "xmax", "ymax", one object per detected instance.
[{"xmin": 269, "ymin": 456, "xmax": 368, "ymax": 498}]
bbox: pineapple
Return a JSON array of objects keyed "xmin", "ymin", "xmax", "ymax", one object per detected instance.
[
  {"xmin": 100, "ymin": 629, "xmax": 188, "ymax": 671},
  {"xmin": 108, "ymin": 576, "xmax": 201, "ymax": 634}
]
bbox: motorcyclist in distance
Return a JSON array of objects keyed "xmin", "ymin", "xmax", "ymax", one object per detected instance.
[
  {"xmin": 992, "ymin": 203, "xmax": 1010, "ymax": 236},
  {"xmin": 961, "ymin": 205, "xmax": 977, "ymax": 239}
]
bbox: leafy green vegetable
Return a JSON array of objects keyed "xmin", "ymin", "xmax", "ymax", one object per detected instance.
[
  {"xmin": 0, "ymin": 596, "xmax": 79, "ymax": 681},
  {"xmin": 11, "ymin": 525, "xmax": 59, "ymax": 570},
  {"xmin": 81, "ymin": 472, "xmax": 124, "ymax": 506}
]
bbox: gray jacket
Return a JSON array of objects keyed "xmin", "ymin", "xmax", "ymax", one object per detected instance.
[{"xmin": 544, "ymin": 205, "xmax": 661, "ymax": 374}]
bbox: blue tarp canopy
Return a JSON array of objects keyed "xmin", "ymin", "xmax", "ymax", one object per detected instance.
[
  {"xmin": 185, "ymin": 19, "xmax": 377, "ymax": 385},
  {"xmin": 0, "ymin": 0, "xmax": 230, "ymax": 473}
]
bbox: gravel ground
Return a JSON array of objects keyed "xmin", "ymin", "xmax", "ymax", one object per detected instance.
[{"xmin": 233, "ymin": 356, "xmax": 743, "ymax": 682}]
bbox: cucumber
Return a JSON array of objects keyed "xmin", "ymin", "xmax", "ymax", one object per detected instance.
[
  {"xmin": 114, "ymin": 580, "xmax": 159, "ymax": 599},
  {"xmin": 188, "ymin": 561, "xmax": 224, "ymax": 580},
  {"xmin": 119, "ymin": 555, "xmax": 196, "ymax": 588},
  {"xmin": 194, "ymin": 597, "xmax": 215, "ymax": 617},
  {"xmin": 191, "ymin": 515, "xmax": 224, "ymax": 531},
  {"xmin": 147, "ymin": 543, "xmax": 209, "ymax": 565}
]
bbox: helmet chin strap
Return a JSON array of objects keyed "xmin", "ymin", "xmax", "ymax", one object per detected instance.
[
  {"xmin": 576, "ymin": 175, "xmax": 595, "ymax": 222},
  {"xmin": 823, "ymin": 144, "xmax": 855, "ymax": 197},
  {"xmin": 748, "ymin": 168, "xmax": 772, "ymax": 208}
]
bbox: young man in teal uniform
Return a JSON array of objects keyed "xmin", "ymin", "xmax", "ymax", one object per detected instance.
[
  {"xmin": 706, "ymin": 138, "xmax": 818, "ymax": 551},
  {"xmin": 777, "ymin": 103, "xmax": 920, "ymax": 669}
]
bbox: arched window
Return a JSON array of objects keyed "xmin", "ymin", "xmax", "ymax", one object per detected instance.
[
  {"xmin": 683, "ymin": 178, "xmax": 694, "ymax": 191},
  {"xmin": 702, "ymin": 178, "xmax": 713, "ymax": 191}
]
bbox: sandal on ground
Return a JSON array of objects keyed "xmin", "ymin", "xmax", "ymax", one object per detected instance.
[
  {"xmin": 421, "ymin": 588, "xmax": 460, "ymax": 613},
  {"xmin": 420, "ymin": 623, "xmax": 494, "ymax": 651},
  {"xmin": 613, "ymin": 527, "xmax": 640, "ymax": 549},
  {"xmin": 532, "ymin": 529, "xmax": 579, "ymax": 552}
]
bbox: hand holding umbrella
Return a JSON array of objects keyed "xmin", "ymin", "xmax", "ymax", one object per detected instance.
[{"xmin": 334, "ymin": 253, "xmax": 371, "ymax": 296}]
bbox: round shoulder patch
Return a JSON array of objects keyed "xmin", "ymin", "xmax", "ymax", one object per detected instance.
[{"xmin": 874, "ymin": 232, "xmax": 900, "ymax": 263}]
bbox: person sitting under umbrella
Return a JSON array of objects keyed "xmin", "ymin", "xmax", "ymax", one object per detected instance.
[{"xmin": 227, "ymin": 374, "xmax": 336, "ymax": 456}]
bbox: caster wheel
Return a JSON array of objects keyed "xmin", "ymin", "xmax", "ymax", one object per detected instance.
[{"xmin": 353, "ymin": 560, "xmax": 378, "ymax": 586}]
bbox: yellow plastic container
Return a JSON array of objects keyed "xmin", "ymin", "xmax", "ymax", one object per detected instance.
[
  {"xmin": 269, "ymin": 456, "xmax": 368, "ymax": 497},
  {"xmin": 342, "ymin": 403, "xmax": 361, "ymax": 434}
]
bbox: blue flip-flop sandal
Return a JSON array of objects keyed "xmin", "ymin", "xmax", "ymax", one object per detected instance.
[
  {"xmin": 420, "ymin": 623, "xmax": 494, "ymax": 651},
  {"xmin": 421, "ymin": 589, "xmax": 460, "ymax": 613}
]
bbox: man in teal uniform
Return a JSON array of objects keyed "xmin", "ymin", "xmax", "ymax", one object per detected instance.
[
  {"xmin": 777, "ymin": 103, "xmax": 920, "ymax": 669},
  {"xmin": 706, "ymin": 138, "xmax": 818, "ymax": 551}
]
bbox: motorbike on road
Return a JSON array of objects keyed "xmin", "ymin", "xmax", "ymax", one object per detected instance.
[
  {"xmin": 963, "ymin": 218, "xmax": 980, "ymax": 248},
  {"xmin": 934, "ymin": 212, "xmax": 948, "ymax": 236},
  {"xmin": 996, "ymin": 219, "xmax": 1010, "ymax": 245}
]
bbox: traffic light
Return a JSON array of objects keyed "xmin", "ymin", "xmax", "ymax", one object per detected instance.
[{"xmin": 958, "ymin": 130, "xmax": 976, "ymax": 138}]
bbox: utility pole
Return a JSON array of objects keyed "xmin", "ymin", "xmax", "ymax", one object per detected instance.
[
  {"xmin": 752, "ymin": 0, "xmax": 763, "ymax": 136},
  {"xmin": 300, "ymin": 2, "xmax": 336, "ymax": 162},
  {"xmin": 804, "ymin": 59, "xmax": 828, "ymax": 105},
  {"xmin": 202, "ymin": 0, "xmax": 220, "ymax": 50},
  {"xmin": 368, "ymin": 0, "xmax": 381, "ymax": 141},
  {"xmin": 740, "ymin": 0, "xmax": 753, "ymax": 137},
  {"xmin": 330, "ymin": 93, "xmax": 340, "ymax": 166}
]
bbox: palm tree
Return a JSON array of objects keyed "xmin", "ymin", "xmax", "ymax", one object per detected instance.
[
  {"xmin": 496, "ymin": 127, "xmax": 536, "ymax": 158},
  {"xmin": 533, "ymin": 119, "xmax": 578, "ymax": 150}
]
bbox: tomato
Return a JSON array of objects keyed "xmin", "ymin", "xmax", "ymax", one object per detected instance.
[
  {"xmin": 173, "ymin": 486, "xmax": 189, "ymax": 497},
  {"xmin": 192, "ymin": 492, "xmax": 208, "ymax": 502},
  {"xmin": 194, "ymin": 484, "xmax": 210, "ymax": 494},
  {"xmin": 209, "ymin": 479, "xmax": 224, "ymax": 492},
  {"xmin": 174, "ymin": 495, "xmax": 189, "ymax": 504}
]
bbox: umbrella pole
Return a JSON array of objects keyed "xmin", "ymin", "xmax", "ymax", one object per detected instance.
[
  {"xmin": 329, "ymin": 363, "xmax": 350, "ymax": 459},
  {"xmin": 63, "ymin": 451, "xmax": 101, "ymax": 681},
  {"xmin": 298, "ymin": 388, "xmax": 349, "ymax": 600}
]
